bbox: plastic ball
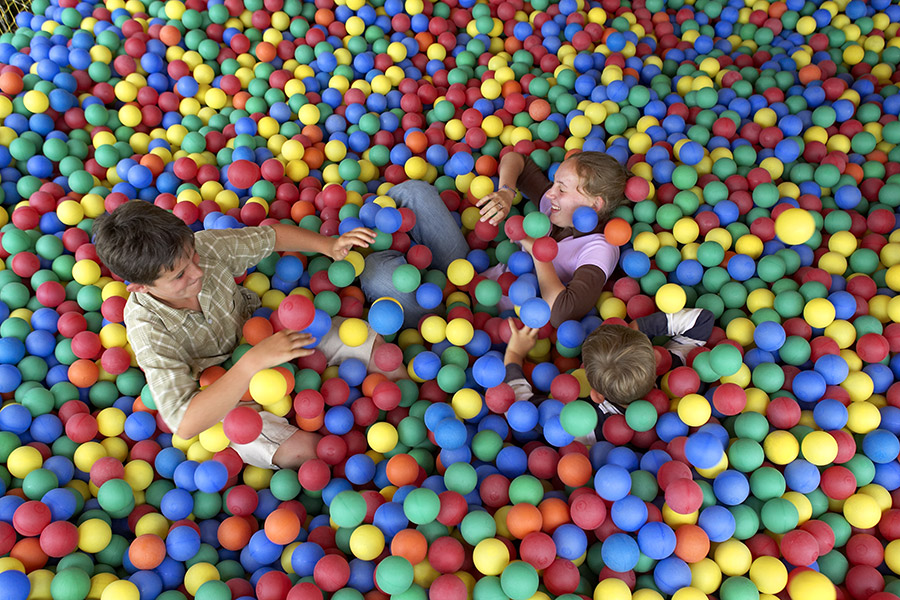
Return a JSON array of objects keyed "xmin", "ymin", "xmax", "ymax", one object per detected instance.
[{"xmin": 774, "ymin": 208, "xmax": 816, "ymax": 245}]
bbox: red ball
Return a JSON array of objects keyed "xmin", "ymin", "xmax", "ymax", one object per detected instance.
[
  {"xmin": 711, "ymin": 383, "xmax": 746, "ymax": 415},
  {"xmin": 666, "ymin": 366, "xmax": 700, "ymax": 397},
  {"xmin": 436, "ymin": 491, "xmax": 467, "ymax": 527},
  {"xmin": 532, "ymin": 236, "xmax": 558, "ymax": 262},
  {"xmin": 313, "ymin": 554, "xmax": 350, "ymax": 592},
  {"xmin": 286, "ymin": 582, "xmax": 323, "ymax": 600},
  {"xmin": 429, "ymin": 574, "xmax": 467, "ymax": 600},
  {"xmin": 845, "ymin": 564, "xmax": 885, "ymax": 600},
  {"xmin": 568, "ymin": 490, "xmax": 607, "ymax": 530},
  {"xmin": 297, "ymin": 459, "xmax": 331, "ymax": 491},
  {"xmin": 89, "ymin": 456, "xmax": 125, "ymax": 486},
  {"xmin": 820, "ymin": 465, "xmax": 857, "ymax": 500},
  {"xmin": 39, "ymin": 520, "xmax": 78, "ymax": 557},
  {"xmin": 519, "ymin": 531, "xmax": 556, "ymax": 570},
  {"xmin": 223, "ymin": 406, "xmax": 263, "ymax": 444},
  {"xmin": 229, "ymin": 159, "xmax": 261, "ymax": 188},
  {"xmin": 550, "ymin": 374, "xmax": 581, "ymax": 403},
  {"xmin": 766, "ymin": 396, "xmax": 801, "ymax": 429},
  {"xmin": 428, "ymin": 536, "xmax": 465, "ymax": 573},
  {"xmin": 779, "ymin": 529, "xmax": 819, "ymax": 566},
  {"xmin": 36, "ymin": 281, "xmax": 65, "ymax": 308},
  {"xmin": 277, "ymin": 294, "xmax": 315, "ymax": 331},
  {"xmin": 856, "ymin": 333, "xmax": 889, "ymax": 363},
  {"xmin": 846, "ymin": 533, "xmax": 884, "ymax": 567},
  {"xmin": 543, "ymin": 558, "xmax": 580, "ymax": 596},
  {"xmin": 12, "ymin": 500, "xmax": 52, "ymax": 536},
  {"xmin": 665, "ymin": 478, "xmax": 703, "ymax": 514},
  {"xmin": 225, "ymin": 485, "xmax": 259, "ymax": 516}
]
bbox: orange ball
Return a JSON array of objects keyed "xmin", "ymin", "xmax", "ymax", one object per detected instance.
[
  {"xmin": 385, "ymin": 454, "xmax": 420, "ymax": 487},
  {"xmin": 506, "ymin": 503, "xmax": 543, "ymax": 539},
  {"xmin": 218, "ymin": 515, "xmax": 253, "ymax": 551},
  {"xmin": 674, "ymin": 524, "xmax": 710, "ymax": 563},
  {"xmin": 405, "ymin": 131, "xmax": 428, "ymax": 155},
  {"xmin": 159, "ymin": 25, "xmax": 182, "ymax": 45},
  {"xmin": 390, "ymin": 529, "xmax": 428, "ymax": 565},
  {"xmin": 11, "ymin": 537, "xmax": 48, "ymax": 572},
  {"xmin": 0, "ymin": 72, "xmax": 23, "ymax": 95},
  {"xmin": 68, "ymin": 359, "xmax": 99, "ymax": 388},
  {"xmin": 129, "ymin": 534, "xmax": 166, "ymax": 570},
  {"xmin": 604, "ymin": 218, "xmax": 633, "ymax": 246},
  {"xmin": 264, "ymin": 508, "xmax": 301, "ymax": 545},
  {"xmin": 528, "ymin": 99, "xmax": 551, "ymax": 121},
  {"xmin": 538, "ymin": 497, "xmax": 571, "ymax": 533},
  {"xmin": 243, "ymin": 316, "xmax": 274, "ymax": 345},
  {"xmin": 557, "ymin": 453, "xmax": 592, "ymax": 487},
  {"xmin": 291, "ymin": 202, "xmax": 316, "ymax": 223},
  {"xmin": 255, "ymin": 42, "xmax": 277, "ymax": 62}
]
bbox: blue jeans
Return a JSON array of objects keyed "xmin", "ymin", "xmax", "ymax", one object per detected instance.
[{"xmin": 359, "ymin": 180, "xmax": 470, "ymax": 329}]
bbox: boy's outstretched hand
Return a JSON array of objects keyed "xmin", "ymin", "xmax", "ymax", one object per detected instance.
[
  {"xmin": 245, "ymin": 330, "xmax": 316, "ymax": 371},
  {"xmin": 329, "ymin": 227, "xmax": 377, "ymax": 261},
  {"xmin": 504, "ymin": 318, "xmax": 539, "ymax": 366}
]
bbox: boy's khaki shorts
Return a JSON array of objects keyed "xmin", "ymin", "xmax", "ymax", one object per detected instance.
[{"xmin": 230, "ymin": 317, "xmax": 378, "ymax": 468}]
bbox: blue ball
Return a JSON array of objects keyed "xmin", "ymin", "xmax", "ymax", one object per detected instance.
[
  {"xmin": 124, "ymin": 411, "xmax": 157, "ymax": 441},
  {"xmin": 338, "ymin": 358, "xmax": 367, "ymax": 387},
  {"xmin": 712, "ymin": 469, "xmax": 750, "ymax": 506},
  {"xmin": 637, "ymin": 521, "xmax": 677, "ymax": 560},
  {"xmin": 530, "ymin": 362, "xmax": 560, "ymax": 392},
  {"xmin": 552, "ymin": 523, "xmax": 588, "ymax": 559},
  {"xmin": 173, "ymin": 460, "xmax": 199, "ymax": 491},
  {"xmin": 726, "ymin": 254, "xmax": 756, "ymax": 281},
  {"xmin": 291, "ymin": 542, "xmax": 325, "ymax": 576},
  {"xmin": 542, "ymin": 415, "xmax": 574, "ymax": 447},
  {"xmin": 368, "ymin": 299, "xmax": 404, "ymax": 336},
  {"xmin": 415, "ymin": 283, "xmax": 442, "ymax": 310},
  {"xmin": 275, "ymin": 255, "xmax": 304, "ymax": 282},
  {"xmin": 374, "ymin": 206, "xmax": 402, "ymax": 234},
  {"xmin": 622, "ymin": 250, "xmax": 651, "ymax": 278},
  {"xmin": 506, "ymin": 400, "xmax": 539, "ymax": 433},
  {"xmin": 862, "ymin": 429, "xmax": 900, "ymax": 464},
  {"xmin": 753, "ymin": 321, "xmax": 785, "ymax": 352},
  {"xmin": 610, "ymin": 495, "xmax": 648, "ymax": 532},
  {"xmin": 412, "ymin": 351, "xmax": 441, "ymax": 380},
  {"xmin": 697, "ymin": 505, "xmax": 736, "ymax": 542},
  {"xmin": 572, "ymin": 206, "xmax": 599, "ymax": 233},
  {"xmin": 166, "ymin": 525, "xmax": 201, "ymax": 561},
  {"xmin": 653, "ymin": 556, "xmax": 692, "ymax": 595},
  {"xmin": 814, "ymin": 353, "xmax": 849, "ymax": 385},
  {"xmin": 0, "ymin": 570, "xmax": 30, "ymax": 600},
  {"xmin": 600, "ymin": 533, "xmax": 640, "ymax": 573},
  {"xmin": 194, "ymin": 460, "xmax": 228, "ymax": 493},
  {"xmin": 495, "ymin": 446, "xmax": 527, "ymax": 478},
  {"xmin": 556, "ymin": 320, "xmax": 586, "ymax": 348},
  {"xmin": 792, "ymin": 370, "xmax": 826, "ymax": 403},
  {"xmin": 684, "ymin": 432, "xmax": 724, "ymax": 469},
  {"xmin": 249, "ymin": 529, "xmax": 283, "ymax": 563},
  {"xmin": 472, "ymin": 354, "xmax": 505, "ymax": 388},
  {"xmin": 345, "ymin": 454, "xmax": 376, "ymax": 485},
  {"xmin": 160, "ymin": 488, "xmax": 194, "ymax": 521},
  {"xmin": 433, "ymin": 417, "xmax": 467, "ymax": 450},
  {"xmin": 323, "ymin": 406, "xmax": 354, "ymax": 436},
  {"xmin": 594, "ymin": 464, "xmax": 632, "ymax": 501},
  {"xmin": 783, "ymin": 459, "xmax": 821, "ymax": 494}
]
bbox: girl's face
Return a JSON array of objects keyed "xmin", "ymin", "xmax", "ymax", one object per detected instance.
[{"xmin": 544, "ymin": 160, "xmax": 603, "ymax": 228}]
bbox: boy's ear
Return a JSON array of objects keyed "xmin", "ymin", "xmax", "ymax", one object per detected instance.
[
  {"xmin": 126, "ymin": 282, "xmax": 149, "ymax": 294},
  {"xmin": 589, "ymin": 389, "xmax": 605, "ymax": 404}
]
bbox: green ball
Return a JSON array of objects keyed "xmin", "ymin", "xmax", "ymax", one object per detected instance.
[
  {"xmin": 729, "ymin": 504, "xmax": 760, "ymax": 540},
  {"xmin": 474, "ymin": 279, "xmax": 502, "ymax": 306},
  {"xmin": 559, "ymin": 400, "xmax": 599, "ymax": 437},
  {"xmin": 508, "ymin": 475, "xmax": 544, "ymax": 505},
  {"xmin": 443, "ymin": 462, "xmax": 477, "ymax": 495},
  {"xmin": 375, "ymin": 556, "xmax": 415, "ymax": 595},
  {"xmin": 22, "ymin": 467, "xmax": 58, "ymax": 500},
  {"xmin": 459, "ymin": 510, "xmax": 496, "ymax": 546},
  {"xmin": 472, "ymin": 429, "xmax": 503, "ymax": 462},
  {"xmin": 727, "ymin": 438, "xmax": 765, "ymax": 473},
  {"xmin": 474, "ymin": 576, "xmax": 507, "ymax": 600},
  {"xmin": 751, "ymin": 362, "xmax": 784, "ymax": 393},
  {"xmin": 760, "ymin": 497, "xmax": 799, "ymax": 534},
  {"xmin": 330, "ymin": 490, "xmax": 367, "ymax": 528},
  {"xmin": 697, "ymin": 241, "xmax": 725, "ymax": 268},
  {"xmin": 749, "ymin": 466, "xmax": 786, "ymax": 501},
  {"xmin": 731, "ymin": 412, "xmax": 770, "ymax": 443},
  {"xmin": 709, "ymin": 344, "xmax": 742, "ymax": 377},
  {"xmin": 327, "ymin": 260, "xmax": 356, "ymax": 288},
  {"xmin": 522, "ymin": 212, "xmax": 551, "ymax": 238},
  {"xmin": 671, "ymin": 165, "xmax": 699, "ymax": 190},
  {"xmin": 719, "ymin": 576, "xmax": 759, "ymax": 600},
  {"xmin": 630, "ymin": 470, "xmax": 659, "ymax": 502},
  {"xmin": 500, "ymin": 562, "xmax": 539, "ymax": 600},
  {"xmin": 536, "ymin": 120, "xmax": 560, "ymax": 142},
  {"xmin": 403, "ymin": 488, "xmax": 440, "ymax": 525},
  {"xmin": 195, "ymin": 580, "xmax": 231, "ymax": 600},
  {"xmin": 270, "ymin": 468, "xmax": 301, "ymax": 500},
  {"xmin": 50, "ymin": 568, "xmax": 92, "ymax": 600},
  {"xmin": 392, "ymin": 264, "xmax": 421, "ymax": 293},
  {"xmin": 624, "ymin": 400, "xmax": 658, "ymax": 432},
  {"xmin": 817, "ymin": 549, "xmax": 849, "ymax": 585}
]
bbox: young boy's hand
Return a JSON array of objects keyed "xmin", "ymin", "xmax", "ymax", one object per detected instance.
[
  {"xmin": 246, "ymin": 330, "xmax": 316, "ymax": 370},
  {"xmin": 329, "ymin": 227, "xmax": 377, "ymax": 261},
  {"xmin": 504, "ymin": 318, "xmax": 539, "ymax": 365}
]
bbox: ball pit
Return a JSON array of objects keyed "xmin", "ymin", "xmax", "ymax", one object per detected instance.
[{"xmin": 0, "ymin": 0, "xmax": 900, "ymax": 598}]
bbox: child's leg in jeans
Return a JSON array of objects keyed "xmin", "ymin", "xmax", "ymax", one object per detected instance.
[{"xmin": 360, "ymin": 180, "xmax": 469, "ymax": 328}]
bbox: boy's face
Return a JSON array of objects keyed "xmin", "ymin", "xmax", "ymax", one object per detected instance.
[
  {"xmin": 545, "ymin": 160, "xmax": 602, "ymax": 228},
  {"xmin": 126, "ymin": 244, "xmax": 204, "ymax": 309}
]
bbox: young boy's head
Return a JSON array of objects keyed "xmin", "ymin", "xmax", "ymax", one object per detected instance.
[
  {"xmin": 582, "ymin": 324, "xmax": 656, "ymax": 408},
  {"xmin": 93, "ymin": 201, "xmax": 200, "ymax": 300}
]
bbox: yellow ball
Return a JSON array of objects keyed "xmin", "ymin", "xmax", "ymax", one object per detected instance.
[
  {"xmin": 100, "ymin": 580, "xmax": 139, "ymax": 600},
  {"xmin": 78, "ymin": 518, "xmax": 112, "ymax": 553},
  {"xmin": 843, "ymin": 493, "xmax": 882, "ymax": 529},
  {"xmin": 57, "ymin": 199, "xmax": 85, "ymax": 225},
  {"xmin": 349, "ymin": 524, "xmax": 385, "ymax": 560},
  {"xmin": 420, "ymin": 316, "xmax": 447, "ymax": 344},
  {"xmin": 843, "ymin": 372, "xmax": 876, "ymax": 405},
  {"xmin": 472, "ymin": 538, "xmax": 509, "ymax": 575},
  {"xmin": 470, "ymin": 175, "xmax": 494, "ymax": 199},
  {"xmin": 367, "ymin": 422, "xmax": 398, "ymax": 453},
  {"xmin": 689, "ymin": 558, "xmax": 722, "ymax": 594},
  {"xmin": 885, "ymin": 539, "xmax": 900, "ymax": 575},
  {"xmin": 339, "ymin": 317, "xmax": 370, "ymax": 347},
  {"xmin": 787, "ymin": 570, "xmax": 836, "ymax": 600},
  {"xmin": 404, "ymin": 156, "xmax": 428, "ymax": 180},
  {"xmin": 633, "ymin": 231, "xmax": 661, "ymax": 256},
  {"xmin": 23, "ymin": 90, "xmax": 49, "ymax": 113},
  {"xmin": 124, "ymin": 460, "xmax": 154, "ymax": 491},
  {"xmin": 446, "ymin": 318, "xmax": 474, "ymax": 346},
  {"xmin": 593, "ymin": 577, "xmax": 631, "ymax": 600},
  {"xmin": 803, "ymin": 298, "xmax": 836, "ymax": 329},
  {"xmin": 97, "ymin": 407, "xmax": 126, "ymax": 437},
  {"xmin": 774, "ymin": 208, "xmax": 816, "ymax": 245},
  {"xmin": 7, "ymin": 445, "xmax": 43, "ymax": 479},
  {"xmin": 569, "ymin": 115, "xmax": 592, "ymax": 138},
  {"xmin": 451, "ymin": 388, "xmax": 483, "ymax": 420},
  {"xmin": 677, "ymin": 393, "xmax": 711, "ymax": 427},
  {"xmin": 800, "ymin": 430, "xmax": 838, "ymax": 466},
  {"xmin": 673, "ymin": 218, "xmax": 700, "ymax": 244},
  {"xmin": 249, "ymin": 368, "xmax": 287, "ymax": 406},
  {"xmin": 749, "ymin": 556, "xmax": 788, "ymax": 595},
  {"xmin": 763, "ymin": 430, "xmax": 800, "ymax": 465},
  {"xmin": 73, "ymin": 260, "xmax": 102, "ymax": 285},
  {"xmin": 199, "ymin": 422, "xmax": 231, "ymax": 453},
  {"xmin": 655, "ymin": 283, "xmax": 686, "ymax": 314},
  {"xmin": 447, "ymin": 259, "xmax": 475, "ymax": 286},
  {"xmin": 714, "ymin": 539, "xmax": 752, "ymax": 576},
  {"xmin": 298, "ymin": 104, "xmax": 320, "ymax": 126},
  {"xmin": 184, "ymin": 563, "xmax": 219, "ymax": 597},
  {"xmin": 671, "ymin": 588, "xmax": 708, "ymax": 600}
]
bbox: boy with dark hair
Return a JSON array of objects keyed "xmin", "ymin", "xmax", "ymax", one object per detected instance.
[
  {"xmin": 503, "ymin": 307, "xmax": 715, "ymax": 444},
  {"xmin": 93, "ymin": 200, "xmax": 396, "ymax": 469}
]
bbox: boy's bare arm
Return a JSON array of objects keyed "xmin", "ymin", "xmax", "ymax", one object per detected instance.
[
  {"xmin": 504, "ymin": 318, "xmax": 539, "ymax": 366},
  {"xmin": 269, "ymin": 223, "xmax": 376, "ymax": 261}
]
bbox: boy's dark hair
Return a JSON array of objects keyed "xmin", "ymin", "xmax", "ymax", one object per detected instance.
[
  {"xmin": 582, "ymin": 324, "xmax": 656, "ymax": 406},
  {"xmin": 567, "ymin": 151, "xmax": 629, "ymax": 224},
  {"xmin": 93, "ymin": 201, "xmax": 194, "ymax": 285}
]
